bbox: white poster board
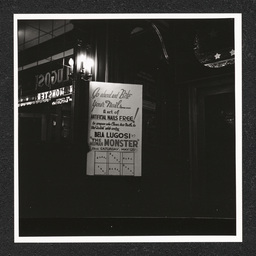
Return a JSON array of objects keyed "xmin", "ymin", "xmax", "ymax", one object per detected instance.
[{"xmin": 86, "ymin": 82, "xmax": 142, "ymax": 176}]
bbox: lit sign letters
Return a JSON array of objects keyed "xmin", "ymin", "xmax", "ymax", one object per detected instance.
[
  {"xmin": 35, "ymin": 66, "xmax": 70, "ymax": 89},
  {"xmin": 19, "ymin": 86, "xmax": 73, "ymax": 107},
  {"xmin": 51, "ymin": 96, "xmax": 72, "ymax": 105},
  {"xmin": 37, "ymin": 85, "xmax": 73, "ymax": 101}
]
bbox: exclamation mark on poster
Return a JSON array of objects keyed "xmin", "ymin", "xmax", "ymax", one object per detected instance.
[{"xmin": 134, "ymin": 108, "xmax": 139, "ymax": 122}]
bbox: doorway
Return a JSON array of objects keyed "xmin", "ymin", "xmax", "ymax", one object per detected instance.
[{"xmin": 190, "ymin": 80, "xmax": 236, "ymax": 218}]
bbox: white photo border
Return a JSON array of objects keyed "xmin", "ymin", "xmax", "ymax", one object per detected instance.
[{"xmin": 14, "ymin": 13, "xmax": 242, "ymax": 243}]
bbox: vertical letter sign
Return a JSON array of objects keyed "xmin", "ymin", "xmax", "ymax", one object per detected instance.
[{"xmin": 86, "ymin": 82, "xmax": 142, "ymax": 176}]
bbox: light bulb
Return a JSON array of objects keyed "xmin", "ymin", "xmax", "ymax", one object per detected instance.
[
  {"xmin": 68, "ymin": 58, "xmax": 74, "ymax": 72},
  {"xmin": 84, "ymin": 57, "xmax": 94, "ymax": 73}
]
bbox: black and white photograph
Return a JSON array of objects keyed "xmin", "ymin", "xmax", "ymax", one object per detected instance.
[{"xmin": 14, "ymin": 14, "xmax": 242, "ymax": 242}]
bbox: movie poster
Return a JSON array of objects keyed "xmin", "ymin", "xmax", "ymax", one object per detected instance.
[{"xmin": 86, "ymin": 82, "xmax": 142, "ymax": 176}]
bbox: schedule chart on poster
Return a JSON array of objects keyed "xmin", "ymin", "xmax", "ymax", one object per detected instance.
[{"xmin": 94, "ymin": 151, "xmax": 135, "ymax": 176}]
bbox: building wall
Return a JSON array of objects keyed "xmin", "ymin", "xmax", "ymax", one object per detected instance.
[{"xmin": 18, "ymin": 19, "xmax": 235, "ymax": 220}]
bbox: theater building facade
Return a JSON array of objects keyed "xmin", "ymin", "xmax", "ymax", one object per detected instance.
[{"xmin": 18, "ymin": 18, "xmax": 236, "ymax": 234}]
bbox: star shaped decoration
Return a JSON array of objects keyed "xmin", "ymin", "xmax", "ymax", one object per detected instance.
[
  {"xmin": 214, "ymin": 53, "xmax": 221, "ymax": 60},
  {"xmin": 230, "ymin": 49, "xmax": 235, "ymax": 56}
]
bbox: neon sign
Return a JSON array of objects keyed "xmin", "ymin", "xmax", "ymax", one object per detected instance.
[
  {"xmin": 18, "ymin": 85, "xmax": 73, "ymax": 107},
  {"xmin": 37, "ymin": 85, "xmax": 73, "ymax": 101}
]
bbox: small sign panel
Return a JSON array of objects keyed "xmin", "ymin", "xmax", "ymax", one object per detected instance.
[{"xmin": 86, "ymin": 82, "xmax": 142, "ymax": 176}]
